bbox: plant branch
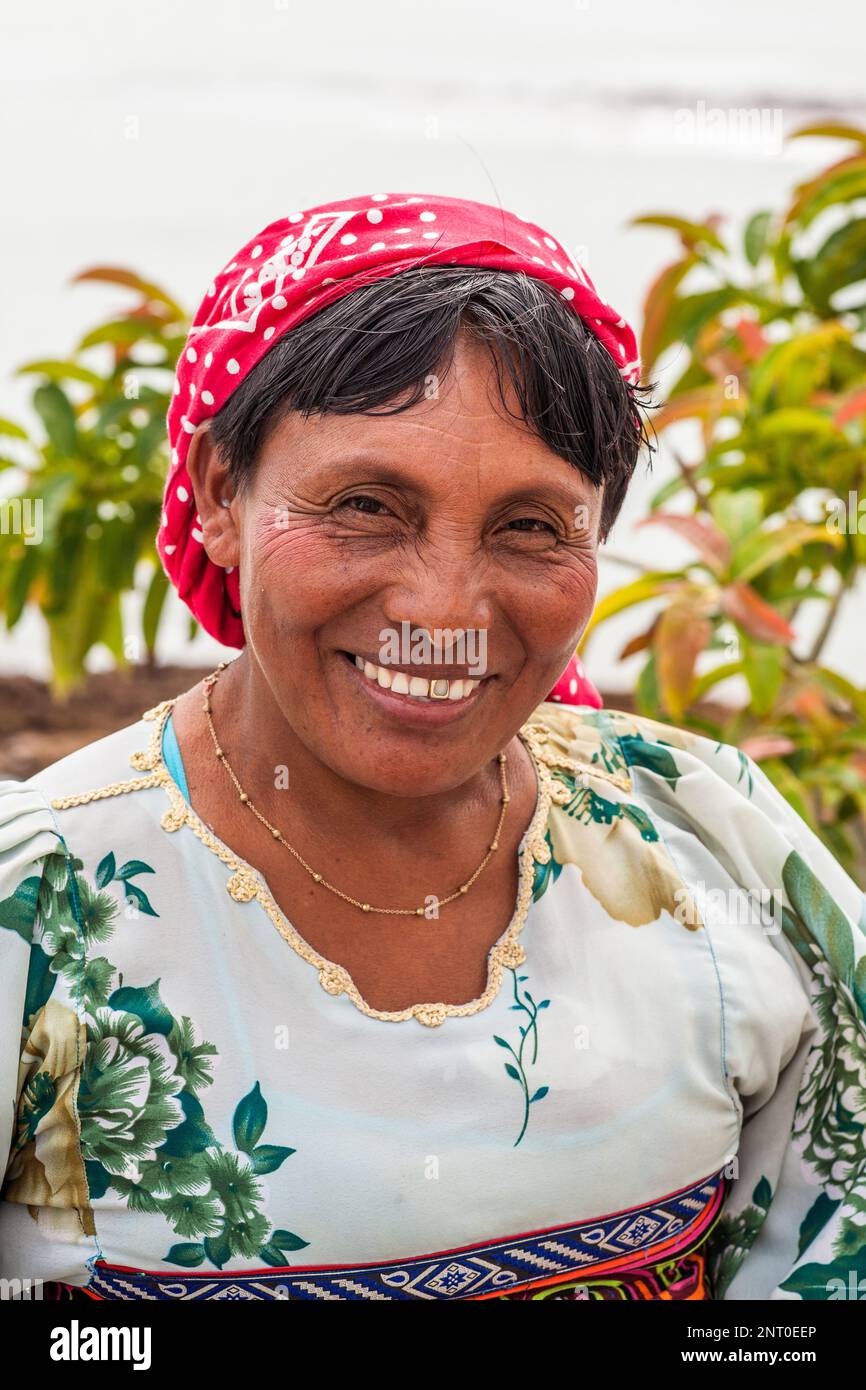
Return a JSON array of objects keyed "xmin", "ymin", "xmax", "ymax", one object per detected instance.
[{"xmin": 806, "ymin": 567, "xmax": 858, "ymax": 665}]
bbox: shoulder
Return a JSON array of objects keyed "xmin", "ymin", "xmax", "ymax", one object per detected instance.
[
  {"xmin": 28, "ymin": 704, "xmax": 167, "ymax": 804},
  {"xmin": 523, "ymin": 698, "xmax": 711, "ymax": 793},
  {"xmin": 0, "ymin": 702, "xmax": 177, "ymax": 892}
]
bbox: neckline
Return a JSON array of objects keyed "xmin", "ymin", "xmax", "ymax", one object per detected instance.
[{"xmin": 135, "ymin": 698, "xmax": 564, "ymax": 1029}]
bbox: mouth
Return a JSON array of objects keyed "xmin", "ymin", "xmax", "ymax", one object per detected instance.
[{"xmin": 338, "ymin": 649, "xmax": 491, "ymax": 721}]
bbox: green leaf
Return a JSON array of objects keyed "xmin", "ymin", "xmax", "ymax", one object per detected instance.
[
  {"xmin": 631, "ymin": 214, "xmax": 726, "ymax": 253},
  {"xmin": 84, "ymin": 1159, "xmax": 114, "ymax": 1200},
  {"xmin": 709, "ymin": 488, "xmax": 764, "ymax": 544},
  {"xmin": 618, "ymin": 733, "xmax": 681, "ymax": 786},
  {"xmin": 271, "ymin": 1229, "xmax": 310, "ymax": 1252},
  {"xmin": 142, "ymin": 565, "xmax": 169, "ymax": 655},
  {"xmin": 250, "ymin": 1144, "xmax": 296, "ymax": 1175},
  {"xmin": 741, "ymin": 641, "xmax": 784, "ymax": 717},
  {"xmin": 165, "ymin": 1243, "xmax": 206, "ymax": 1267},
  {"xmin": 95, "ymin": 852, "xmax": 116, "ymax": 888},
  {"xmin": 504, "ymin": 1063, "xmax": 521, "ymax": 1082},
  {"xmin": 24, "ymin": 944, "xmax": 57, "ymax": 1023},
  {"xmin": 257, "ymin": 1243, "xmax": 290, "ymax": 1268},
  {"xmin": 203, "ymin": 1231, "xmax": 232, "ymax": 1270},
  {"xmin": 854, "ymin": 955, "xmax": 866, "ymax": 1021},
  {"xmin": 780, "ymin": 1251, "xmax": 866, "ymax": 1299},
  {"xmin": 782, "ymin": 850, "xmax": 855, "ymax": 984},
  {"xmin": 115, "ymin": 860, "xmax": 156, "ymax": 879},
  {"xmin": 581, "ymin": 573, "xmax": 679, "ymax": 644},
  {"xmin": 732, "ymin": 521, "xmax": 840, "ymax": 584},
  {"xmin": 158, "ymin": 1091, "xmax": 217, "ymax": 1157},
  {"xmin": 16, "ymin": 359, "xmax": 103, "ymax": 388},
  {"xmin": 752, "ymin": 1176, "xmax": 773, "ymax": 1209},
  {"xmin": 635, "ymin": 650, "xmax": 660, "ymax": 717},
  {"xmin": 108, "ymin": 978, "xmax": 175, "ymax": 1035},
  {"xmin": 0, "ymin": 889, "xmax": 39, "ymax": 942},
  {"xmin": 122, "ymin": 881, "xmax": 159, "ymax": 918},
  {"xmin": 33, "ymin": 382, "xmax": 78, "ymax": 457},
  {"xmin": 796, "ymin": 219, "xmax": 866, "ymax": 312},
  {"xmin": 233, "ymin": 1081, "xmax": 267, "ymax": 1154},
  {"xmin": 744, "ymin": 211, "xmax": 773, "ymax": 267}
]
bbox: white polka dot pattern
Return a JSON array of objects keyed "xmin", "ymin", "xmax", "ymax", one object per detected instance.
[{"xmin": 161, "ymin": 191, "xmax": 641, "ymax": 650}]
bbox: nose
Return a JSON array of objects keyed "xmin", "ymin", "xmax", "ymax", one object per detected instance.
[{"xmin": 381, "ymin": 545, "xmax": 494, "ymax": 647}]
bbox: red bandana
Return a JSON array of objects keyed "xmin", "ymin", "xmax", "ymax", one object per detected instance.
[{"xmin": 161, "ymin": 191, "xmax": 638, "ymax": 706}]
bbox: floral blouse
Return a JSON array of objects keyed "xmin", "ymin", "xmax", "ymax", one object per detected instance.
[{"xmin": 1, "ymin": 694, "xmax": 864, "ymax": 1302}]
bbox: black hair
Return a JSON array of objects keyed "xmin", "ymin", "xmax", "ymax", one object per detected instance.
[{"xmin": 208, "ymin": 265, "xmax": 655, "ymax": 540}]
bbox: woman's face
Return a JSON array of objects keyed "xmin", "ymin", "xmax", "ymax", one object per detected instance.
[{"xmin": 193, "ymin": 331, "xmax": 603, "ymax": 796}]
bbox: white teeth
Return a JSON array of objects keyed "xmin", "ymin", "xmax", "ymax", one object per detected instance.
[{"xmin": 348, "ymin": 654, "xmax": 480, "ymax": 703}]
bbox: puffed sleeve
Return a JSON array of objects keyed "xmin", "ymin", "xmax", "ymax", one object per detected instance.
[
  {"xmin": 610, "ymin": 711, "xmax": 866, "ymax": 1301},
  {"xmin": 0, "ymin": 782, "xmax": 63, "ymax": 1194}
]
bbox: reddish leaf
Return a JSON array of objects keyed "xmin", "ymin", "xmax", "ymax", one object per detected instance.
[
  {"xmin": 639, "ymin": 253, "xmax": 698, "ymax": 373},
  {"xmin": 719, "ymin": 582, "xmax": 796, "ymax": 644},
  {"xmin": 739, "ymin": 734, "xmax": 797, "ymax": 760},
  {"xmin": 733, "ymin": 316, "xmax": 769, "ymax": 361},
  {"xmin": 637, "ymin": 512, "xmax": 731, "ymax": 573},
  {"xmin": 655, "ymin": 599, "xmax": 713, "ymax": 720},
  {"xmin": 619, "ymin": 616, "xmax": 660, "ymax": 660},
  {"xmin": 833, "ymin": 386, "xmax": 866, "ymax": 427}
]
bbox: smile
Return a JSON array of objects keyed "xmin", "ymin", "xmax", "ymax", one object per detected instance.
[{"xmin": 342, "ymin": 651, "xmax": 483, "ymax": 702}]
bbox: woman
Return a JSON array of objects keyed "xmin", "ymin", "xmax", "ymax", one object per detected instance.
[{"xmin": 1, "ymin": 192, "xmax": 864, "ymax": 1303}]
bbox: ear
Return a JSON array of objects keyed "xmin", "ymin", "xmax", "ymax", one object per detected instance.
[{"xmin": 184, "ymin": 422, "xmax": 241, "ymax": 569}]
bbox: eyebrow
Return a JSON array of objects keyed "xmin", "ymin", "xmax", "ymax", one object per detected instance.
[{"xmin": 309, "ymin": 453, "xmax": 593, "ymax": 511}]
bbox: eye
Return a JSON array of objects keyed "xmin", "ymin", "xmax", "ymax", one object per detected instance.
[
  {"xmin": 341, "ymin": 494, "xmax": 392, "ymax": 515},
  {"xmin": 506, "ymin": 516, "xmax": 557, "ymax": 535}
]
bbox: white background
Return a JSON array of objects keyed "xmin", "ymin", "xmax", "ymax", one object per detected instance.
[{"xmin": 2, "ymin": 0, "xmax": 864, "ymax": 692}]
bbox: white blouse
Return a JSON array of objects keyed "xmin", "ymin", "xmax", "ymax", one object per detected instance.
[{"xmin": 0, "ymin": 695, "xmax": 863, "ymax": 1302}]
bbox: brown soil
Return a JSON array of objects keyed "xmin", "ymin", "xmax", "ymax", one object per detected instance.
[
  {"xmin": 0, "ymin": 667, "xmax": 212, "ymax": 780},
  {"xmin": 0, "ymin": 667, "xmax": 722, "ymax": 782}
]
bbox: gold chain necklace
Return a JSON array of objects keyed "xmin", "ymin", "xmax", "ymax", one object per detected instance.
[{"xmin": 202, "ymin": 663, "xmax": 509, "ymax": 917}]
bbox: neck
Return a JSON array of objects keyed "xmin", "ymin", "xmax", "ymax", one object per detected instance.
[{"xmin": 203, "ymin": 655, "xmax": 529, "ymax": 855}]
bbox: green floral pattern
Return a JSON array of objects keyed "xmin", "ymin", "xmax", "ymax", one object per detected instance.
[
  {"xmin": 492, "ymin": 970, "xmax": 550, "ymax": 1147},
  {"xmin": 4, "ymin": 841, "xmax": 309, "ymax": 1270}
]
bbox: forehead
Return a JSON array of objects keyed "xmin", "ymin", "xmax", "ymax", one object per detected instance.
[{"xmin": 262, "ymin": 333, "xmax": 578, "ymax": 479}]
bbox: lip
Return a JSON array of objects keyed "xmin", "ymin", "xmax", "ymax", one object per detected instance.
[{"xmin": 338, "ymin": 651, "xmax": 492, "ymax": 726}]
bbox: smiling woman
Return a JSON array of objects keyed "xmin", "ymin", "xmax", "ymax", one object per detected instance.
[{"xmin": 0, "ymin": 193, "xmax": 864, "ymax": 1304}]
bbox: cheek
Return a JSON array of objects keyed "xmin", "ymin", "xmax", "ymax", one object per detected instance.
[
  {"xmin": 238, "ymin": 517, "xmax": 373, "ymax": 638},
  {"xmin": 512, "ymin": 551, "xmax": 599, "ymax": 649}
]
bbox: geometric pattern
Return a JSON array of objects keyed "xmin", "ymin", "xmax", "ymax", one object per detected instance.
[{"xmin": 50, "ymin": 1167, "xmax": 728, "ymax": 1301}]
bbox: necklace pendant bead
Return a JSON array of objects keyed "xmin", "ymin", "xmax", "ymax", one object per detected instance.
[{"xmin": 362, "ymin": 903, "xmax": 371, "ymax": 912}]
